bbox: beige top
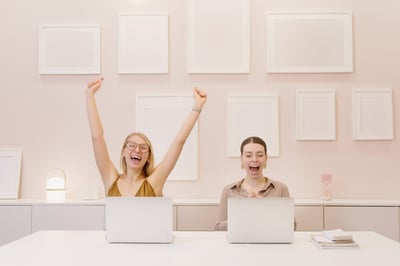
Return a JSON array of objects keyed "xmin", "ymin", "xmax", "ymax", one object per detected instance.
[
  {"xmin": 214, "ymin": 177, "xmax": 291, "ymax": 231},
  {"xmin": 107, "ymin": 177, "xmax": 156, "ymax": 197}
]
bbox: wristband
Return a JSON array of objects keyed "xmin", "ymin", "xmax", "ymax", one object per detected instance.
[{"xmin": 192, "ymin": 106, "xmax": 202, "ymax": 113}]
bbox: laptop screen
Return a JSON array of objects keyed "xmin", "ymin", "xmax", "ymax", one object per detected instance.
[
  {"xmin": 105, "ymin": 197, "xmax": 174, "ymax": 243},
  {"xmin": 227, "ymin": 197, "xmax": 295, "ymax": 243}
]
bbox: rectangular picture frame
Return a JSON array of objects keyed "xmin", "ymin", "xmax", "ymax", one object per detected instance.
[
  {"xmin": 188, "ymin": 0, "xmax": 250, "ymax": 73},
  {"xmin": 228, "ymin": 94, "xmax": 280, "ymax": 157},
  {"xmin": 0, "ymin": 148, "xmax": 22, "ymax": 199},
  {"xmin": 136, "ymin": 94, "xmax": 198, "ymax": 181},
  {"xmin": 296, "ymin": 89, "xmax": 336, "ymax": 140},
  {"xmin": 38, "ymin": 25, "xmax": 101, "ymax": 74},
  {"xmin": 352, "ymin": 89, "xmax": 393, "ymax": 140},
  {"xmin": 266, "ymin": 12, "xmax": 353, "ymax": 73}
]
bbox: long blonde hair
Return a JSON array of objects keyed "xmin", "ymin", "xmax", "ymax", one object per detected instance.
[{"xmin": 120, "ymin": 132, "xmax": 155, "ymax": 177}]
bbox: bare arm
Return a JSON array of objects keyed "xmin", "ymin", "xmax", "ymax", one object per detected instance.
[
  {"xmin": 215, "ymin": 187, "xmax": 229, "ymax": 231},
  {"xmin": 148, "ymin": 87, "xmax": 207, "ymax": 194},
  {"xmin": 85, "ymin": 78, "xmax": 119, "ymax": 191}
]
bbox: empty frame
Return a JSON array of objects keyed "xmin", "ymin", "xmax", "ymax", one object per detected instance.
[
  {"xmin": 228, "ymin": 95, "xmax": 280, "ymax": 157},
  {"xmin": 119, "ymin": 14, "xmax": 169, "ymax": 74},
  {"xmin": 38, "ymin": 25, "xmax": 100, "ymax": 74},
  {"xmin": 266, "ymin": 12, "xmax": 353, "ymax": 73},
  {"xmin": 0, "ymin": 148, "xmax": 22, "ymax": 199},
  {"xmin": 136, "ymin": 95, "xmax": 198, "ymax": 181},
  {"xmin": 188, "ymin": 0, "xmax": 250, "ymax": 73},
  {"xmin": 353, "ymin": 89, "xmax": 393, "ymax": 140},
  {"xmin": 296, "ymin": 89, "xmax": 336, "ymax": 140}
]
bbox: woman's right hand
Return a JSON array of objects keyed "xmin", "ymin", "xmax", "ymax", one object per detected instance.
[{"xmin": 86, "ymin": 77, "xmax": 103, "ymax": 96}]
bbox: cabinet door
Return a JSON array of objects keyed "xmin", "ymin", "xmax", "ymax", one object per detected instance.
[
  {"xmin": 176, "ymin": 205, "xmax": 219, "ymax": 231},
  {"xmin": 31, "ymin": 205, "xmax": 105, "ymax": 232},
  {"xmin": 0, "ymin": 206, "xmax": 31, "ymax": 246},
  {"xmin": 324, "ymin": 206, "xmax": 399, "ymax": 241},
  {"xmin": 295, "ymin": 205, "xmax": 323, "ymax": 231}
]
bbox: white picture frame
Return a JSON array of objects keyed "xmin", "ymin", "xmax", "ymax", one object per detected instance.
[
  {"xmin": 118, "ymin": 14, "xmax": 169, "ymax": 74},
  {"xmin": 0, "ymin": 148, "xmax": 22, "ymax": 199},
  {"xmin": 228, "ymin": 94, "xmax": 280, "ymax": 157},
  {"xmin": 38, "ymin": 25, "xmax": 100, "ymax": 74},
  {"xmin": 266, "ymin": 12, "xmax": 353, "ymax": 73},
  {"xmin": 296, "ymin": 89, "xmax": 336, "ymax": 140},
  {"xmin": 188, "ymin": 0, "xmax": 250, "ymax": 73},
  {"xmin": 136, "ymin": 94, "xmax": 198, "ymax": 181},
  {"xmin": 352, "ymin": 89, "xmax": 393, "ymax": 140}
]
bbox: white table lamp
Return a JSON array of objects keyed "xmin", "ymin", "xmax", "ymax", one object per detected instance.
[{"xmin": 46, "ymin": 168, "xmax": 66, "ymax": 200}]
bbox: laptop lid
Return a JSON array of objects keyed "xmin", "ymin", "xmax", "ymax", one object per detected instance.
[
  {"xmin": 227, "ymin": 197, "xmax": 295, "ymax": 244},
  {"xmin": 105, "ymin": 197, "xmax": 174, "ymax": 243}
]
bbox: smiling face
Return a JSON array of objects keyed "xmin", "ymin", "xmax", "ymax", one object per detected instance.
[
  {"xmin": 241, "ymin": 142, "xmax": 267, "ymax": 179},
  {"xmin": 124, "ymin": 135, "xmax": 150, "ymax": 169},
  {"xmin": 120, "ymin": 132, "xmax": 154, "ymax": 176}
]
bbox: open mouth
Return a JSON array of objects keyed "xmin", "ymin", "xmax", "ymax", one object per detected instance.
[
  {"xmin": 130, "ymin": 155, "xmax": 142, "ymax": 161},
  {"xmin": 249, "ymin": 166, "xmax": 260, "ymax": 172}
]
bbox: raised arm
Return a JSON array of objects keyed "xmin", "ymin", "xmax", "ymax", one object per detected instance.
[
  {"xmin": 85, "ymin": 78, "xmax": 119, "ymax": 190},
  {"xmin": 148, "ymin": 87, "xmax": 207, "ymax": 194}
]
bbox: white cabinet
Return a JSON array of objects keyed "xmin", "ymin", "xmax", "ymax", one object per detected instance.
[
  {"xmin": 295, "ymin": 206, "xmax": 324, "ymax": 231},
  {"xmin": 31, "ymin": 204, "xmax": 105, "ymax": 232},
  {"xmin": 176, "ymin": 205, "xmax": 219, "ymax": 231},
  {"xmin": 0, "ymin": 205, "xmax": 31, "ymax": 246},
  {"xmin": 324, "ymin": 206, "xmax": 400, "ymax": 241}
]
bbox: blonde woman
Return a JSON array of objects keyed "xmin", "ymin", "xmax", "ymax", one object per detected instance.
[{"xmin": 85, "ymin": 78, "xmax": 207, "ymax": 197}]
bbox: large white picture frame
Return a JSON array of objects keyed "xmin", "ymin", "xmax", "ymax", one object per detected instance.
[
  {"xmin": 118, "ymin": 14, "xmax": 169, "ymax": 74},
  {"xmin": 0, "ymin": 148, "xmax": 22, "ymax": 199},
  {"xmin": 188, "ymin": 0, "xmax": 250, "ymax": 73},
  {"xmin": 266, "ymin": 12, "xmax": 353, "ymax": 73},
  {"xmin": 38, "ymin": 25, "xmax": 101, "ymax": 74},
  {"xmin": 296, "ymin": 89, "xmax": 336, "ymax": 140},
  {"xmin": 228, "ymin": 94, "xmax": 280, "ymax": 157},
  {"xmin": 352, "ymin": 89, "xmax": 393, "ymax": 140},
  {"xmin": 136, "ymin": 94, "xmax": 198, "ymax": 181}
]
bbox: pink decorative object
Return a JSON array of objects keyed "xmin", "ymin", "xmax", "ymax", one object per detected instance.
[{"xmin": 321, "ymin": 174, "xmax": 332, "ymax": 200}]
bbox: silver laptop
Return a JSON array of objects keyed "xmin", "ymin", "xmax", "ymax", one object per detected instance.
[
  {"xmin": 105, "ymin": 197, "xmax": 174, "ymax": 243},
  {"xmin": 227, "ymin": 197, "xmax": 295, "ymax": 243}
]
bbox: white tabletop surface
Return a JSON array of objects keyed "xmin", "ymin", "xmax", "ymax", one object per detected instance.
[{"xmin": 1, "ymin": 231, "xmax": 400, "ymax": 266}]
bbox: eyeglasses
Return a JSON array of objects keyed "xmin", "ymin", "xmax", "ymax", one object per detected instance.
[{"xmin": 125, "ymin": 141, "xmax": 149, "ymax": 152}]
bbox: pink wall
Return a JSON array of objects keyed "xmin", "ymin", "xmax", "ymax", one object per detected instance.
[{"xmin": 0, "ymin": 0, "xmax": 399, "ymax": 200}]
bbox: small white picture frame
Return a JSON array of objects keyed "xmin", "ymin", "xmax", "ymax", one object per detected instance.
[
  {"xmin": 228, "ymin": 94, "xmax": 280, "ymax": 157},
  {"xmin": 118, "ymin": 14, "xmax": 169, "ymax": 74},
  {"xmin": 136, "ymin": 94, "xmax": 198, "ymax": 181},
  {"xmin": 0, "ymin": 148, "xmax": 22, "ymax": 199},
  {"xmin": 38, "ymin": 25, "xmax": 101, "ymax": 74},
  {"xmin": 352, "ymin": 89, "xmax": 393, "ymax": 140},
  {"xmin": 296, "ymin": 89, "xmax": 336, "ymax": 140},
  {"xmin": 188, "ymin": 0, "xmax": 250, "ymax": 73},
  {"xmin": 266, "ymin": 12, "xmax": 353, "ymax": 73}
]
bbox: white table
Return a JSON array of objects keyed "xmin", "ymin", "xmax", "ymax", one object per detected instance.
[{"xmin": 1, "ymin": 231, "xmax": 400, "ymax": 266}]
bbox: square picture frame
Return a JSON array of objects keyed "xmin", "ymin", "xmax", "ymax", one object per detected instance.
[{"xmin": 118, "ymin": 14, "xmax": 169, "ymax": 74}]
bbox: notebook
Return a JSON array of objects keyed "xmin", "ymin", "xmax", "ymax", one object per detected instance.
[
  {"xmin": 105, "ymin": 197, "xmax": 174, "ymax": 243},
  {"xmin": 227, "ymin": 197, "xmax": 295, "ymax": 243}
]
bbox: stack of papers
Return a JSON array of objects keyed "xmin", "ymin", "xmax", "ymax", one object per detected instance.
[{"xmin": 311, "ymin": 229, "xmax": 358, "ymax": 248}]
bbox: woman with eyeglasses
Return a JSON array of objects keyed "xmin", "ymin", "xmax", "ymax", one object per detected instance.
[{"xmin": 85, "ymin": 78, "xmax": 207, "ymax": 197}]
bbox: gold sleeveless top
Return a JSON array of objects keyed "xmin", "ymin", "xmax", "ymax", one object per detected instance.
[{"xmin": 107, "ymin": 177, "xmax": 156, "ymax": 197}]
